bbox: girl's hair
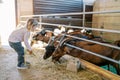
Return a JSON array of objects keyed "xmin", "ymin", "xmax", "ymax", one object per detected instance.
[{"xmin": 26, "ymin": 18, "xmax": 38, "ymax": 30}]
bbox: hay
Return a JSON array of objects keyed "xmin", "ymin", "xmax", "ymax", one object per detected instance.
[{"xmin": 0, "ymin": 46, "xmax": 103, "ymax": 80}]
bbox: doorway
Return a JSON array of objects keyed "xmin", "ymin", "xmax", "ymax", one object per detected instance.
[{"xmin": 0, "ymin": 0, "xmax": 16, "ymax": 45}]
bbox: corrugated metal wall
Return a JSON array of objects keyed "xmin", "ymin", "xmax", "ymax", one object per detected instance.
[
  {"xmin": 33, "ymin": 0, "xmax": 83, "ymax": 14},
  {"xmin": 33, "ymin": 0, "xmax": 84, "ymax": 30},
  {"xmin": 33, "ymin": 0, "xmax": 93, "ymax": 30}
]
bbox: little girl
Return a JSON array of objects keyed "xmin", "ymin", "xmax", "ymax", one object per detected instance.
[{"xmin": 8, "ymin": 18, "xmax": 39, "ymax": 69}]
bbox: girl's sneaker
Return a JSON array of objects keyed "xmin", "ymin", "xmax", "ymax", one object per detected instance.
[
  {"xmin": 25, "ymin": 61, "xmax": 31, "ymax": 68},
  {"xmin": 25, "ymin": 61, "xmax": 30, "ymax": 65},
  {"xmin": 17, "ymin": 63, "xmax": 29, "ymax": 69}
]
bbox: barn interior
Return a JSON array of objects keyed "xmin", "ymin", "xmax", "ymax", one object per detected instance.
[{"xmin": 0, "ymin": 0, "xmax": 120, "ymax": 80}]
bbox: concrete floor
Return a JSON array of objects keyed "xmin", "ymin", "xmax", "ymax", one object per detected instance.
[{"xmin": 0, "ymin": 46, "xmax": 22, "ymax": 80}]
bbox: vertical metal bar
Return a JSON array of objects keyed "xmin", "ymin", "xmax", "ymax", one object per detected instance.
[
  {"xmin": 48, "ymin": 36, "xmax": 55, "ymax": 45},
  {"xmin": 55, "ymin": 34, "xmax": 66, "ymax": 50},
  {"xmin": 83, "ymin": 3, "xmax": 85, "ymax": 27},
  {"xmin": 39, "ymin": 16, "xmax": 42, "ymax": 29},
  {"xmin": 51, "ymin": 34, "xmax": 66, "ymax": 58}
]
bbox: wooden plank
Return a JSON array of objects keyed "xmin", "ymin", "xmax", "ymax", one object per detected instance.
[
  {"xmin": 92, "ymin": 0, "xmax": 120, "ymax": 41},
  {"xmin": 79, "ymin": 59, "xmax": 120, "ymax": 80}
]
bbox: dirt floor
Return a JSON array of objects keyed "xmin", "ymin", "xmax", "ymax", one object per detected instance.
[{"xmin": 0, "ymin": 44, "xmax": 103, "ymax": 80}]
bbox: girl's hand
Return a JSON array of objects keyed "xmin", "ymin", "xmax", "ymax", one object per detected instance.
[{"xmin": 27, "ymin": 50, "xmax": 33, "ymax": 55}]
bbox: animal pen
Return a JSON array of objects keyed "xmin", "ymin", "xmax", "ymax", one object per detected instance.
[
  {"xmin": 19, "ymin": 4, "xmax": 120, "ymax": 80},
  {"xmin": 8, "ymin": 0, "xmax": 120, "ymax": 80}
]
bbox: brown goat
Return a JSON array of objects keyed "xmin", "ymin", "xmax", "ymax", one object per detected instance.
[
  {"xmin": 30, "ymin": 29, "xmax": 54, "ymax": 46},
  {"xmin": 33, "ymin": 29, "xmax": 120, "ymax": 75},
  {"xmin": 51, "ymin": 39, "xmax": 120, "ymax": 75},
  {"xmin": 31, "ymin": 29, "xmax": 101, "ymax": 46},
  {"xmin": 43, "ymin": 30, "xmax": 104, "ymax": 60}
]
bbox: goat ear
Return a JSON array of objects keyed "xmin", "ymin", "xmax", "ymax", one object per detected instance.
[
  {"xmin": 64, "ymin": 47, "xmax": 72, "ymax": 53},
  {"xmin": 114, "ymin": 40, "xmax": 120, "ymax": 47}
]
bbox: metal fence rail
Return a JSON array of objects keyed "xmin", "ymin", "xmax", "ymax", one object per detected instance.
[
  {"xmin": 20, "ymin": 10, "xmax": 120, "ymax": 18},
  {"xmin": 20, "ymin": 21, "xmax": 120, "ymax": 34},
  {"xmin": 20, "ymin": 9, "xmax": 120, "ymax": 65},
  {"xmin": 64, "ymin": 43, "xmax": 120, "ymax": 64},
  {"xmin": 45, "ymin": 29, "xmax": 120, "ymax": 64}
]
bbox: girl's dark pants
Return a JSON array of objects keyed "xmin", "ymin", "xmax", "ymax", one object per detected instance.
[{"xmin": 9, "ymin": 42, "xmax": 25, "ymax": 67}]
